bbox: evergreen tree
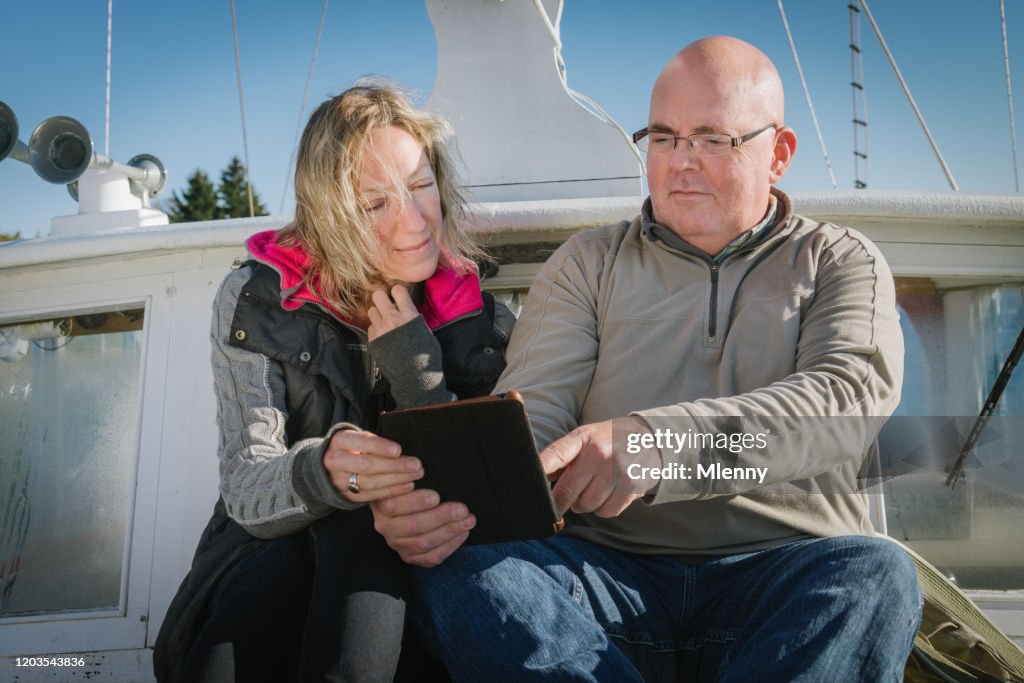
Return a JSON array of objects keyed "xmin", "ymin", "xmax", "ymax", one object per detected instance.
[
  {"xmin": 167, "ymin": 170, "xmax": 221, "ymax": 223},
  {"xmin": 218, "ymin": 156, "xmax": 268, "ymax": 218}
]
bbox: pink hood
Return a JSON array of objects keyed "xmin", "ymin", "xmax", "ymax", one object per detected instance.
[{"xmin": 246, "ymin": 230, "xmax": 484, "ymax": 329}]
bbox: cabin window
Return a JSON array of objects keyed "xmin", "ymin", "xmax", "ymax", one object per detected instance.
[
  {"xmin": 0, "ymin": 305, "xmax": 145, "ymax": 617},
  {"xmin": 885, "ymin": 279, "xmax": 1024, "ymax": 590}
]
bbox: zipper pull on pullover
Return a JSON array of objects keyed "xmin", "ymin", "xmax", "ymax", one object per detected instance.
[{"xmin": 708, "ymin": 262, "xmax": 720, "ymax": 339}]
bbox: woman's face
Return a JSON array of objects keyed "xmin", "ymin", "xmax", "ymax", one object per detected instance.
[{"xmin": 357, "ymin": 126, "xmax": 443, "ymax": 286}]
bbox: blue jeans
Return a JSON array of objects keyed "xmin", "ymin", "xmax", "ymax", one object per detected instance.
[{"xmin": 410, "ymin": 534, "xmax": 922, "ymax": 682}]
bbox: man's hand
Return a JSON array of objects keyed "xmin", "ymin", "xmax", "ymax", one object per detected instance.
[
  {"xmin": 367, "ymin": 285, "xmax": 420, "ymax": 342},
  {"xmin": 323, "ymin": 430, "xmax": 423, "ymax": 503},
  {"xmin": 540, "ymin": 417, "xmax": 660, "ymax": 518},
  {"xmin": 370, "ymin": 490, "xmax": 476, "ymax": 567}
]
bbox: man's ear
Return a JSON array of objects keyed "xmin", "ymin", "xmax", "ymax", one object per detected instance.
[{"xmin": 769, "ymin": 127, "xmax": 797, "ymax": 184}]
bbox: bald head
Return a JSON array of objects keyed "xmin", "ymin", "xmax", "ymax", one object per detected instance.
[
  {"xmin": 654, "ymin": 36, "xmax": 785, "ymax": 128},
  {"xmin": 644, "ymin": 35, "xmax": 796, "ymax": 254}
]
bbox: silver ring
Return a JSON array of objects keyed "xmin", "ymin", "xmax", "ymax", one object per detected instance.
[{"xmin": 347, "ymin": 472, "xmax": 361, "ymax": 495}]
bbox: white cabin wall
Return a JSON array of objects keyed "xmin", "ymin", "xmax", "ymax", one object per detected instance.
[{"xmin": 145, "ymin": 246, "xmax": 249, "ymax": 647}]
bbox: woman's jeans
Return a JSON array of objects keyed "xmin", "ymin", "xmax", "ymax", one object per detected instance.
[{"xmin": 411, "ymin": 534, "xmax": 922, "ymax": 682}]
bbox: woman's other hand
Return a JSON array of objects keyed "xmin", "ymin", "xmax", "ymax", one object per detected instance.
[
  {"xmin": 367, "ymin": 284, "xmax": 420, "ymax": 341},
  {"xmin": 324, "ymin": 429, "xmax": 424, "ymax": 503}
]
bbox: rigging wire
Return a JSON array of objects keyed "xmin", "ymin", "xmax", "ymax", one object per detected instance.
[
  {"xmin": 776, "ymin": 0, "xmax": 836, "ymax": 188},
  {"xmin": 858, "ymin": 0, "xmax": 958, "ymax": 191},
  {"xmin": 281, "ymin": 0, "xmax": 329, "ymax": 215},
  {"xmin": 531, "ymin": 0, "xmax": 561, "ymax": 52},
  {"xmin": 1000, "ymin": 0, "xmax": 1020, "ymax": 192},
  {"xmin": 849, "ymin": 1, "xmax": 869, "ymax": 189},
  {"xmin": 529, "ymin": 0, "xmax": 645, "ymax": 176},
  {"xmin": 229, "ymin": 0, "xmax": 256, "ymax": 217},
  {"xmin": 104, "ymin": 0, "xmax": 112, "ymax": 158}
]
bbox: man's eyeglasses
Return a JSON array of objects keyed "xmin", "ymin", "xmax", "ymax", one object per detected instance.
[{"xmin": 631, "ymin": 124, "xmax": 778, "ymax": 157}]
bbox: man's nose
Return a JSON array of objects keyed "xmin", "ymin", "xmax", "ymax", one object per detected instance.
[{"xmin": 668, "ymin": 139, "xmax": 700, "ymax": 171}]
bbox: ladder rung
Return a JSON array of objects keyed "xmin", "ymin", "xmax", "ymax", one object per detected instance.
[
  {"xmin": 851, "ymin": 81, "xmax": 864, "ymax": 90},
  {"xmin": 854, "ymin": 152, "xmax": 868, "ymax": 159},
  {"xmin": 852, "ymin": 119, "xmax": 868, "ymax": 127},
  {"xmin": 848, "ymin": 4, "xmax": 861, "ymax": 12},
  {"xmin": 855, "ymin": 180, "xmax": 868, "ymax": 188},
  {"xmin": 849, "ymin": 44, "xmax": 862, "ymax": 53}
]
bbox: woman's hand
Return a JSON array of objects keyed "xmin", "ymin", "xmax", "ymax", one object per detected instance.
[
  {"xmin": 367, "ymin": 285, "xmax": 420, "ymax": 342},
  {"xmin": 323, "ymin": 429, "xmax": 424, "ymax": 503}
]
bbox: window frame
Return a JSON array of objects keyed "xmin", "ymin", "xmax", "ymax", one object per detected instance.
[{"xmin": 0, "ymin": 273, "xmax": 172, "ymax": 655}]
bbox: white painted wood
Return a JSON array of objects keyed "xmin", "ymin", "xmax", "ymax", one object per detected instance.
[{"xmin": 145, "ymin": 246, "xmax": 244, "ymax": 647}]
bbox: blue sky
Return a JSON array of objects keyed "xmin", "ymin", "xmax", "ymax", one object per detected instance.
[{"xmin": 2, "ymin": 0, "xmax": 1022, "ymax": 238}]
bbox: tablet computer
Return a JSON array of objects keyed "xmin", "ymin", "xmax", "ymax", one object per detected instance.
[{"xmin": 378, "ymin": 395, "xmax": 563, "ymax": 545}]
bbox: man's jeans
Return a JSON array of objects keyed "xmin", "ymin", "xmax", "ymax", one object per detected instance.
[{"xmin": 410, "ymin": 534, "xmax": 922, "ymax": 682}]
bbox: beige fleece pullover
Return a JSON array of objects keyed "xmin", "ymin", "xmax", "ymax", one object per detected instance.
[{"xmin": 495, "ymin": 189, "xmax": 904, "ymax": 556}]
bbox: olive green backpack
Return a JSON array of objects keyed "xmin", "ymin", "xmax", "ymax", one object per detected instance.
[{"xmin": 895, "ymin": 540, "xmax": 1024, "ymax": 682}]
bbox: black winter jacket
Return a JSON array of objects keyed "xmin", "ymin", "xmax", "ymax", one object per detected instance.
[{"xmin": 153, "ymin": 261, "xmax": 510, "ymax": 681}]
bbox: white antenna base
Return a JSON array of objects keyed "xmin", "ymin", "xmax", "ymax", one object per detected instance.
[{"xmin": 50, "ymin": 168, "xmax": 169, "ymax": 236}]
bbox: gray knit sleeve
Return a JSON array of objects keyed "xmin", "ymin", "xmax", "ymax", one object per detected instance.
[
  {"xmin": 211, "ymin": 267, "xmax": 359, "ymax": 539},
  {"xmin": 368, "ymin": 315, "xmax": 455, "ymax": 408}
]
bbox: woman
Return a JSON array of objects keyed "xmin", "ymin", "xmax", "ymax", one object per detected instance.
[{"xmin": 154, "ymin": 82, "xmax": 512, "ymax": 682}]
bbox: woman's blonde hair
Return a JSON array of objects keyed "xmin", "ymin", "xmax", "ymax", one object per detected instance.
[{"xmin": 278, "ymin": 80, "xmax": 483, "ymax": 317}]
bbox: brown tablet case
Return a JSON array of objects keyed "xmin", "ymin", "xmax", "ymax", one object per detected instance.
[{"xmin": 378, "ymin": 396, "xmax": 563, "ymax": 545}]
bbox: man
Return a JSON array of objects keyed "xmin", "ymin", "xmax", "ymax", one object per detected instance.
[{"xmin": 372, "ymin": 36, "xmax": 922, "ymax": 680}]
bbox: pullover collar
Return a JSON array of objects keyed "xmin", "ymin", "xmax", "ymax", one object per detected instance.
[{"xmin": 642, "ymin": 187, "xmax": 792, "ymax": 261}]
